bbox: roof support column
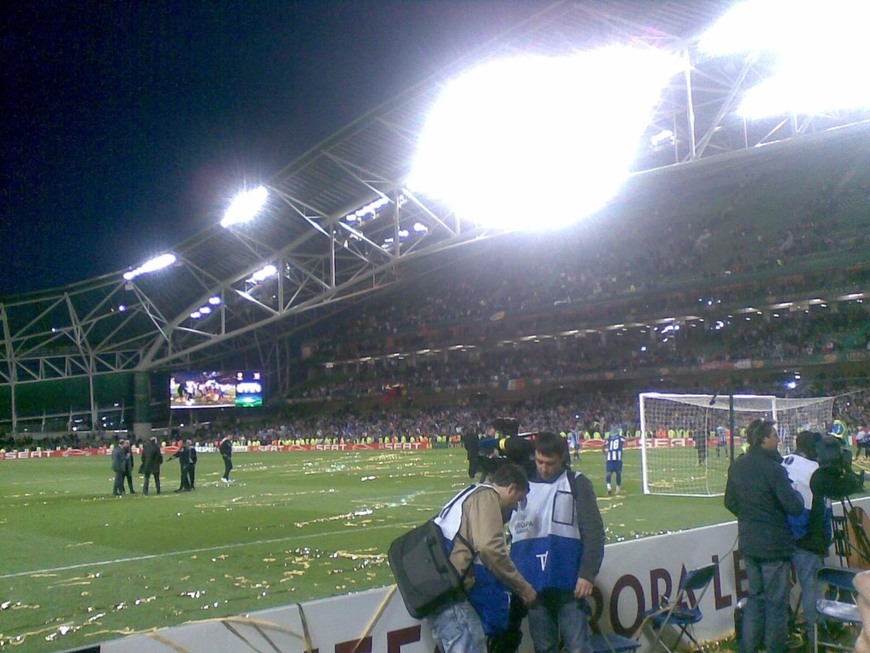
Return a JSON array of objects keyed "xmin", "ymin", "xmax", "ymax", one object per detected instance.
[
  {"xmin": 133, "ymin": 371, "xmax": 152, "ymax": 442},
  {"xmin": 683, "ymin": 47, "xmax": 697, "ymax": 160},
  {"xmin": 1, "ymin": 305, "xmax": 17, "ymax": 435}
]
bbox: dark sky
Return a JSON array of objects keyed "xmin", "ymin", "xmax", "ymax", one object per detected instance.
[{"xmin": 1, "ymin": 1, "xmax": 546, "ymax": 296}]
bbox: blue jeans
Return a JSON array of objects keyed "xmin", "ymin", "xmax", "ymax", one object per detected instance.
[
  {"xmin": 741, "ymin": 556, "xmax": 792, "ymax": 653},
  {"xmin": 427, "ymin": 600, "xmax": 486, "ymax": 653},
  {"xmin": 527, "ymin": 590, "xmax": 591, "ymax": 653},
  {"xmin": 792, "ymin": 548, "xmax": 823, "ymax": 645}
]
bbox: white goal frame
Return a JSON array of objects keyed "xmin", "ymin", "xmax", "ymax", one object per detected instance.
[{"xmin": 639, "ymin": 392, "xmax": 835, "ymax": 497}]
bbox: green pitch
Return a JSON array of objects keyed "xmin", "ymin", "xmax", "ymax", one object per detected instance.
[{"xmin": 0, "ymin": 448, "xmax": 743, "ymax": 652}]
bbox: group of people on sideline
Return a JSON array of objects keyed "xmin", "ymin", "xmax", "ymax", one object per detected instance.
[
  {"xmin": 109, "ymin": 435, "xmax": 234, "ymax": 496},
  {"xmin": 725, "ymin": 419, "xmax": 863, "ymax": 652}
]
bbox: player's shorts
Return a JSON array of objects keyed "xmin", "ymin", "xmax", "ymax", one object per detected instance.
[{"xmin": 606, "ymin": 460, "xmax": 623, "ymax": 473}]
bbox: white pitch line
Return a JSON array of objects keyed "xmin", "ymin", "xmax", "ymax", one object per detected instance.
[{"xmin": 0, "ymin": 522, "xmax": 409, "ymax": 580}]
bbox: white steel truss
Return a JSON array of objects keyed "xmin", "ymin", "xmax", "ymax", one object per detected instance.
[{"xmin": 3, "ymin": 1, "xmax": 870, "ymax": 429}]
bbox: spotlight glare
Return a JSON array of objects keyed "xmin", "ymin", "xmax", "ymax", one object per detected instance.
[
  {"xmin": 700, "ymin": 0, "xmax": 870, "ymax": 117},
  {"xmin": 123, "ymin": 253, "xmax": 177, "ymax": 281},
  {"xmin": 222, "ymin": 185, "xmax": 268, "ymax": 228},
  {"xmin": 408, "ymin": 47, "xmax": 682, "ymax": 231}
]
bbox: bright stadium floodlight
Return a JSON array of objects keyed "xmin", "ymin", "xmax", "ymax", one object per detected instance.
[
  {"xmin": 699, "ymin": 0, "xmax": 870, "ymax": 117},
  {"xmin": 221, "ymin": 185, "xmax": 269, "ymax": 228},
  {"xmin": 122, "ymin": 253, "xmax": 177, "ymax": 281},
  {"xmin": 697, "ymin": 0, "xmax": 778, "ymax": 56},
  {"xmin": 248, "ymin": 264, "xmax": 277, "ymax": 283},
  {"xmin": 408, "ymin": 47, "xmax": 683, "ymax": 231}
]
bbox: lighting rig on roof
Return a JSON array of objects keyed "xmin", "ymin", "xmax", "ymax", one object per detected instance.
[
  {"xmin": 343, "ymin": 196, "xmax": 391, "ymax": 227},
  {"xmin": 122, "ymin": 253, "xmax": 177, "ymax": 281},
  {"xmin": 221, "ymin": 185, "xmax": 269, "ymax": 228},
  {"xmin": 699, "ymin": 0, "xmax": 870, "ymax": 117},
  {"xmin": 239, "ymin": 264, "xmax": 279, "ymax": 297},
  {"xmin": 247, "ymin": 264, "xmax": 277, "ymax": 284},
  {"xmin": 408, "ymin": 46, "xmax": 683, "ymax": 232},
  {"xmin": 189, "ymin": 296, "xmax": 222, "ymax": 321}
]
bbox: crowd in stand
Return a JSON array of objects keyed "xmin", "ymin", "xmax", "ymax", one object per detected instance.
[
  {"xmin": 309, "ymin": 162, "xmax": 869, "ymax": 353},
  {"xmin": 277, "ymin": 163, "xmax": 869, "ymax": 417},
  {"xmin": 4, "ymin": 381, "xmax": 868, "ymax": 454},
  {"xmin": 292, "ymin": 301, "xmax": 869, "ymax": 401}
]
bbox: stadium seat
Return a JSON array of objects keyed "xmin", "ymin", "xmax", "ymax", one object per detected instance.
[
  {"xmin": 814, "ymin": 566, "xmax": 862, "ymax": 653},
  {"xmin": 636, "ymin": 563, "xmax": 717, "ymax": 652}
]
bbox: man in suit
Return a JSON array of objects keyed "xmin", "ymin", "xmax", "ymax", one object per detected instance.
[
  {"xmin": 141, "ymin": 436, "xmax": 163, "ymax": 495},
  {"xmin": 171, "ymin": 440, "xmax": 191, "ymax": 492},
  {"xmin": 111, "ymin": 440, "xmax": 126, "ymax": 496}
]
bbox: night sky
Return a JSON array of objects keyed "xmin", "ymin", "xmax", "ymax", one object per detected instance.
[{"xmin": 1, "ymin": 1, "xmax": 546, "ymax": 296}]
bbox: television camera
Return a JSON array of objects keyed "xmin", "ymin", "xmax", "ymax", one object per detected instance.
[
  {"xmin": 464, "ymin": 417, "xmax": 541, "ymax": 479},
  {"xmin": 814, "ymin": 432, "xmax": 865, "ymax": 496}
]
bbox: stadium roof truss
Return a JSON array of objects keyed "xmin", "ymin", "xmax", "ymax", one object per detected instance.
[{"xmin": 2, "ymin": 0, "xmax": 870, "ymax": 424}]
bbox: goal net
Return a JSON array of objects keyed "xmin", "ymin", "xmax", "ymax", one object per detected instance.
[{"xmin": 639, "ymin": 392, "xmax": 835, "ymax": 497}]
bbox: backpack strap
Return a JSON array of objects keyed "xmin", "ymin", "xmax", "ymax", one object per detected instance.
[{"xmin": 436, "ymin": 484, "xmax": 500, "ymax": 567}]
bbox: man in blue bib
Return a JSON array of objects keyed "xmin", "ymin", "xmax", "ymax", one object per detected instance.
[{"xmin": 509, "ymin": 432, "xmax": 605, "ymax": 653}]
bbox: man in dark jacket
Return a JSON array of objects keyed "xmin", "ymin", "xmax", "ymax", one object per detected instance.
[
  {"xmin": 783, "ymin": 431, "xmax": 864, "ymax": 648},
  {"xmin": 123, "ymin": 439, "xmax": 136, "ymax": 494},
  {"xmin": 111, "ymin": 440, "xmax": 126, "ymax": 496},
  {"xmin": 141, "ymin": 436, "xmax": 163, "ymax": 495},
  {"xmin": 219, "ymin": 435, "xmax": 233, "ymax": 483},
  {"xmin": 186, "ymin": 440, "xmax": 198, "ymax": 490},
  {"xmin": 171, "ymin": 440, "xmax": 191, "ymax": 492},
  {"xmin": 725, "ymin": 418, "xmax": 803, "ymax": 653}
]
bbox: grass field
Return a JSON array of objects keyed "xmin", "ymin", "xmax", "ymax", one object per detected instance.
[{"xmin": 0, "ymin": 447, "xmax": 792, "ymax": 652}]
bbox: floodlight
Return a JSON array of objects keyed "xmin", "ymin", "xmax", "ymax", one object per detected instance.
[
  {"xmin": 700, "ymin": 0, "xmax": 870, "ymax": 117},
  {"xmin": 698, "ymin": 0, "xmax": 779, "ymax": 56},
  {"xmin": 408, "ymin": 47, "xmax": 682, "ymax": 231},
  {"xmin": 650, "ymin": 129, "xmax": 675, "ymax": 150},
  {"xmin": 739, "ymin": 66, "xmax": 870, "ymax": 118},
  {"xmin": 208, "ymin": 296, "xmax": 221, "ymax": 305},
  {"xmin": 122, "ymin": 253, "xmax": 177, "ymax": 281},
  {"xmin": 344, "ymin": 196, "xmax": 390, "ymax": 224},
  {"xmin": 221, "ymin": 185, "xmax": 268, "ymax": 228},
  {"xmin": 248, "ymin": 264, "xmax": 277, "ymax": 283}
]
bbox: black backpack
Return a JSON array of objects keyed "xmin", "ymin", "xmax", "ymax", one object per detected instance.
[{"xmin": 388, "ymin": 487, "xmax": 480, "ymax": 619}]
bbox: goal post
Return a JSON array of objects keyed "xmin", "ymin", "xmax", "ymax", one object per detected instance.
[{"xmin": 639, "ymin": 392, "xmax": 835, "ymax": 497}]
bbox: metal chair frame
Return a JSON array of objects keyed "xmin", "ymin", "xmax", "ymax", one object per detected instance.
[
  {"xmin": 814, "ymin": 566, "xmax": 862, "ymax": 653},
  {"xmin": 635, "ymin": 563, "xmax": 717, "ymax": 652}
]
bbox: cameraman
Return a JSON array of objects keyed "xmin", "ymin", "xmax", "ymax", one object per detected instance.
[{"xmin": 782, "ymin": 431, "xmax": 864, "ymax": 649}]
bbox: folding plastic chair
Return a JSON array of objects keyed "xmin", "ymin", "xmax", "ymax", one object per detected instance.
[
  {"xmin": 814, "ymin": 566, "xmax": 862, "ymax": 652},
  {"xmin": 636, "ymin": 563, "xmax": 717, "ymax": 652},
  {"xmin": 589, "ymin": 631, "xmax": 642, "ymax": 653},
  {"xmin": 588, "ymin": 609, "xmax": 641, "ymax": 653}
]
